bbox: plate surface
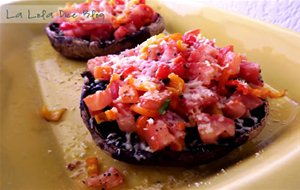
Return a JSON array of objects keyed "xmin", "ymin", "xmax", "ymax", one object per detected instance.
[{"xmin": 1, "ymin": 0, "xmax": 300, "ymax": 189}]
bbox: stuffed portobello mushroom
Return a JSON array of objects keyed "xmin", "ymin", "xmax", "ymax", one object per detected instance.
[
  {"xmin": 80, "ymin": 30, "xmax": 285, "ymax": 166},
  {"xmin": 46, "ymin": 0, "xmax": 165, "ymax": 60}
]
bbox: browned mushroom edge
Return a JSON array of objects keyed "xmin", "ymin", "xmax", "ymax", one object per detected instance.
[{"xmin": 45, "ymin": 15, "xmax": 165, "ymax": 60}]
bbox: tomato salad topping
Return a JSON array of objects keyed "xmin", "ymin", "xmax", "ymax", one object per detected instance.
[
  {"xmin": 83, "ymin": 29, "xmax": 285, "ymax": 152},
  {"xmin": 54, "ymin": 0, "xmax": 157, "ymax": 41}
]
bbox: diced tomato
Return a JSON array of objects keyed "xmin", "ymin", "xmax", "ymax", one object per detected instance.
[
  {"xmin": 83, "ymin": 89, "xmax": 112, "ymax": 112},
  {"xmin": 168, "ymin": 126, "xmax": 186, "ymax": 151},
  {"xmin": 220, "ymin": 45, "xmax": 233, "ymax": 55},
  {"xmin": 118, "ymin": 84, "xmax": 139, "ymax": 103},
  {"xmin": 136, "ymin": 115, "xmax": 148, "ymax": 141},
  {"xmin": 82, "ymin": 30, "xmax": 286, "ymax": 149},
  {"xmin": 170, "ymin": 140, "xmax": 184, "ymax": 151},
  {"xmin": 186, "ymin": 61, "xmax": 217, "ymax": 85},
  {"xmin": 147, "ymin": 44, "xmax": 162, "ymax": 60},
  {"xmin": 129, "ymin": 4, "xmax": 154, "ymax": 28},
  {"xmin": 155, "ymin": 64, "xmax": 171, "ymax": 80},
  {"xmin": 184, "ymin": 80, "xmax": 218, "ymax": 110},
  {"xmin": 218, "ymin": 45, "xmax": 233, "ymax": 65},
  {"xmin": 197, "ymin": 114, "xmax": 235, "ymax": 144},
  {"xmin": 116, "ymin": 114, "xmax": 135, "ymax": 132},
  {"xmin": 77, "ymin": 22, "xmax": 102, "ymax": 31},
  {"xmin": 221, "ymin": 91, "xmax": 264, "ymax": 119},
  {"xmin": 59, "ymin": 22, "xmax": 75, "ymax": 30},
  {"xmin": 90, "ymin": 0, "xmax": 100, "ymax": 7},
  {"xmin": 124, "ymin": 22, "xmax": 137, "ymax": 34},
  {"xmin": 109, "ymin": 81, "xmax": 119, "ymax": 100},
  {"xmin": 90, "ymin": 24, "xmax": 114, "ymax": 41},
  {"xmin": 85, "ymin": 167, "xmax": 124, "ymax": 189},
  {"xmin": 169, "ymin": 93, "xmax": 180, "ymax": 111},
  {"xmin": 77, "ymin": 2, "xmax": 89, "ymax": 11},
  {"xmin": 139, "ymin": 98, "xmax": 161, "ymax": 110},
  {"xmin": 160, "ymin": 111, "xmax": 186, "ymax": 151},
  {"xmin": 136, "ymin": 115, "xmax": 148, "ymax": 128},
  {"xmin": 114, "ymin": 25, "xmax": 128, "ymax": 40},
  {"xmin": 223, "ymin": 52, "xmax": 242, "ymax": 75},
  {"xmin": 218, "ymin": 52, "xmax": 242, "ymax": 93},
  {"xmin": 187, "ymin": 46, "xmax": 204, "ymax": 63},
  {"xmin": 114, "ymin": 103, "xmax": 135, "ymax": 132},
  {"xmin": 204, "ymin": 45, "xmax": 219, "ymax": 60},
  {"xmin": 61, "ymin": 29, "xmax": 75, "ymax": 37},
  {"xmin": 139, "ymin": 90, "xmax": 169, "ymax": 110},
  {"xmin": 114, "ymin": 0, "xmax": 126, "ymax": 5},
  {"xmin": 182, "ymin": 29, "xmax": 200, "ymax": 45},
  {"xmin": 203, "ymin": 104, "xmax": 223, "ymax": 115},
  {"xmin": 137, "ymin": 120, "xmax": 175, "ymax": 151},
  {"xmin": 94, "ymin": 66, "xmax": 113, "ymax": 81},
  {"xmin": 131, "ymin": 103, "xmax": 159, "ymax": 118},
  {"xmin": 56, "ymin": 0, "xmax": 155, "ymax": 41},
  {"xmin": 120, "ymin": 65, "xmax": 137, "ymax": 79},
  {"xmin": 226, "ymin": 80, "xmax": 250, "ymax": 95},
  {"xmin": 87, "ymin": 56, "xmax": 110, "ymax": 74},
  {"xmin": 171, "ymin": 55, "xmax": 186, "ymax": 78},
  {"xmin": 171, "ymin": 127, "xmax": 186, "ymax": 151},
  {"xmin": 160, "ymin": 44, "xmax": 178, "ymax": 61},
  {"xmin": 70, "ymin": 27, "xmax": 87, "ymax": 38},
  {"xmin": 240, "ymin": 94, "xmax": 264, "ymax": 110},
  {"xmin": 239, "ymin": 61, "xmax": 263, "ymax": 86},
  {"xmin": 223, "ymin": 98, "xmax": 246, "ymax": 119}
]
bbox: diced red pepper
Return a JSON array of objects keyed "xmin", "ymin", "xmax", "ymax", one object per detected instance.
[
  {"xmin": 227, "ymin": 79, "xmax": 285, "ymax": 99},
  {"xmin": 130, "ymin": 103, "xmax": 159, "ymax": 118},
  {"xmin": 41, "ymin": 106, "xmax": 67, "ymax": 122},
  {"xmin": 85, "ymin": 157, "xmax": 100, "ymax": 177},
  {"xmin": 168, "ymin": 73, "xmax": 185, "ymax": 93},
  {"xmin": 94, "ymin": 66, "xmax": 113, "ymax": 81},
  {"xmin": 85, "ymin": 167, "xmax": 124, "ymax": 189}
]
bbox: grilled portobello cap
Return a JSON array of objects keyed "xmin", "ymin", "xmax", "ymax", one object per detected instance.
[
  {"xmin": 45, "ymin": 15, "xmax": 164, "ymax": 60},
  {"xmin": 80, "ymin": 71, "xmax": 269, "ymax": 167}
]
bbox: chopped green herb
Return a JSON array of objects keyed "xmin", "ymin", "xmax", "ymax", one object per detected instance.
[{"xmin": 158, "ymin": 98, "xmax": 170, "ymax": 115}]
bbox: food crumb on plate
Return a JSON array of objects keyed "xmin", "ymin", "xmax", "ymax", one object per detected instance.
[{"xmin": 220, "ymin": 168, "xmax": 227, "ymax": 174}]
